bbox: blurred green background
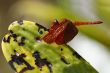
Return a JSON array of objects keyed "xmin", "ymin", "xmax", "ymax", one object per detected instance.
[{"xmin": 0, "ymin": 0, "xmax": 110, "ymax": 73}]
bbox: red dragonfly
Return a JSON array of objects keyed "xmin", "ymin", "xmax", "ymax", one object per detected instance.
[{"xmin": 43, "ymin": 19, "xmax": 103, "ymax": 45}]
